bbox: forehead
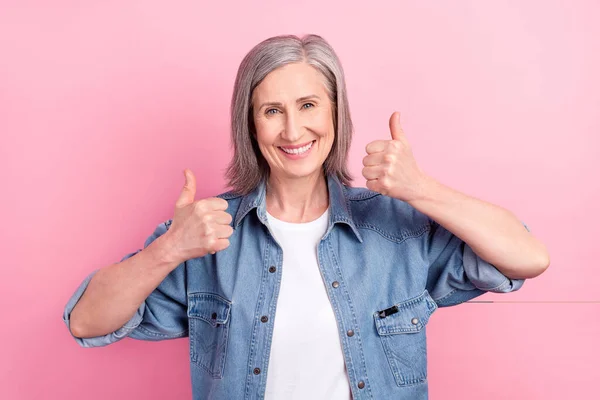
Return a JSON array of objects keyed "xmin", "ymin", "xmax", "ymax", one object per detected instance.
[{"xmin": 252, "ymin": 62, "xmax": 328, "ymax": 101}]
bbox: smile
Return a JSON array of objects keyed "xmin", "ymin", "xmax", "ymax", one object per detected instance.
[{"xmin": 278, "ymin": 141, "xmax": 315, "ymax": 155}]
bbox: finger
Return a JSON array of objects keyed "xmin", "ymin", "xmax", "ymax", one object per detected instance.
[
  {"xmin": 389, "ymin": 111, "xmax": 405, "ymax": 141},
  {"xmin": 362, "ymin": 153, "xmax": 385, "ymax": 167},
  {"xmin": 365, "ymin": 140, "xmax": 387, "ymax": 154},
  {"xmin": 210, "ymin": 238, "xmax": 230, "ymax": 254},
  {"xmin": 175, "ymin": 169, "xmax": 197, "ymax": 208},
  {"xmin": 366, "ymin": 179, "xmax": 379, "ymax": 192},
  {"xmin": 177, "ymin": 169, "xmax": 196, "ymax": 207},
  {"xmin": 362, "ymin": 166, "xmax": 382, "ymax": 180},
  {"xmin": 214, "ymin": 224, "xmax": 234, "ymax": 239},
  {"xmin": 212, "ymin": 210, "xmax": 233, "ymax": 225},
  {"xmin": 205, "ymin": 197, "xmax": 229, "ymax": 211}
]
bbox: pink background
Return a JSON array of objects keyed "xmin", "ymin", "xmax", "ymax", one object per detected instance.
[{"xmin": 1, "ymin": 1, "xmax": 599, "ymax": 399}]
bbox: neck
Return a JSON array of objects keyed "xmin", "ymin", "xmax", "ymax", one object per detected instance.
[{"xmin": 266, "ymin": 171, "xmax": 329, "ymax": 223}]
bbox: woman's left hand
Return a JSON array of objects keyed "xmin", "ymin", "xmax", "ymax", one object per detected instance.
[{"xmin": 362, "ymin": 112, "xmax": 431, "ymax": 203}]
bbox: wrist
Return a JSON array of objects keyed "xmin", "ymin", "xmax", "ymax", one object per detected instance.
[
  {"xmin": 406, "ymin": 174, "xmax": 439, "ymax": 205},
  {"xmin": 147, "ymin": 233, "xmax": 185, "ymax": 270}
]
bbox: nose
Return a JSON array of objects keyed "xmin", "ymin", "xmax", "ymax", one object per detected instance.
[{"xmin": 281, "ymin": 110, "xmax": 302, "ymax": 142}]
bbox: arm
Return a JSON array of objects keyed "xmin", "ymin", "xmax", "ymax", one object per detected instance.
[
  {"xmin": 363, "ymin": 112, "xmax": 550, "ymax": 282},
  {"xmin": 68, "ymin": 234, "xmax": 179, "ymax": 338},
  {"xmin": 64, "ymin": 169, "xmax": 233, "ymax": 343},
  {"xmin": 408, "ymin": 176, "xmax": 550, "ymax": 280}
]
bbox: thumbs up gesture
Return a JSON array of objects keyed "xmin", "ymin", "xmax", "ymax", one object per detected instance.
[
  {"xmin": 165, "ymin": 169, "xmax": 234, "ymax": 263},
  {"xmin": 362, "ymin": 112, "xmax": 429, "ymax": 202}
]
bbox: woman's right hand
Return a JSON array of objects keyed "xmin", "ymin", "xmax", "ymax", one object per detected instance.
[{"xmin": 162, "ymin": 169, "xmax": 234, "ymax": 264}]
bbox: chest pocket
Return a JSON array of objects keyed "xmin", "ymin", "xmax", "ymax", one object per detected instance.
[
  {"xmin": 187, "ymin": 292, "xmax": 232, "ymax": 378},
  {"xmin": 374, "ymin": 289, "xmax": 438, "ymax": 387}
]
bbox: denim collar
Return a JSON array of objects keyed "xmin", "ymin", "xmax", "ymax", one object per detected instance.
[{"xmin": 234, "ymin": 174, "xmax": 363, "ymax": 243}]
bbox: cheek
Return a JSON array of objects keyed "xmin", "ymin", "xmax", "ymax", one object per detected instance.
[
  {"xmin": 311, "ymin": 109, "xmax": 335, "ymax": 138},
  {"xmin": 254, "ymin": 120, "xmax": 279, "ymax": 146}
]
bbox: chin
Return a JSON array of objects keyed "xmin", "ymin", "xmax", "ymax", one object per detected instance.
[{"xmin": 281, "ymin": 165, "xmax": 324, "ymax": 180}]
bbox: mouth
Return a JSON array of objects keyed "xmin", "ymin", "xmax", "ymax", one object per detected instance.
[{"xmin": 278, "ymin": 140, "xmax": 315, "ymax": 156}]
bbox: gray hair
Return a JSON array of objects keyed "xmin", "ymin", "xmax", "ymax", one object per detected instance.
[{"xmin": 225, "ymin": 34, "xmax": 354, "ymax": 194}]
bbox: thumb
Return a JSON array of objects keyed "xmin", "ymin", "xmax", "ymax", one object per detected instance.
[
  {"xmin": 175, "ymin": 169, "xmax": 196, "ymax": 208},
  {"xmin": 389, "ymin": 111, "xmax": 405, "ymax": 141}
]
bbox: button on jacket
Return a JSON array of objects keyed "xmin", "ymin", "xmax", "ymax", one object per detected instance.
[{"xmin": 63, "ymin": 174, "xmax": 525, "ymax": 399}]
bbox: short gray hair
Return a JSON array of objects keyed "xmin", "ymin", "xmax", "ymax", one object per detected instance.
[{"xmin": 225, "ymin": 34, "xmax": 354, "ymax": 194}]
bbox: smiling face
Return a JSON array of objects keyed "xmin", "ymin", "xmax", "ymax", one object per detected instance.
[{"xmin": 251, "ymin": 62, "xmax": 335, "ymax": 182}]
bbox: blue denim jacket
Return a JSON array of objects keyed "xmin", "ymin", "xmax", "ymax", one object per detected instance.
[{"xmin": 63, "ymin": 174, "xmax": 525, "ymax": 399}]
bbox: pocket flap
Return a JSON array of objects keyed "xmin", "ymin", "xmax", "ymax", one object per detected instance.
[
  {"xmin": 188, "ymin": 293, "xmax": 232, "ymax": 326},
  {"xmin": 374, "ymin": 290, "xmax": 437, "ymax": 335}
]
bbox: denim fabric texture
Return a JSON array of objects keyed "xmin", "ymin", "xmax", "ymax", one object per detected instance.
[{"xmin": 63, "ymin": 174, "xmax": 525, "ymax": 399}]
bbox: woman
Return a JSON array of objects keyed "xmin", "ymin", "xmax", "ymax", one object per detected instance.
[{"xmin": 64, "ymin": 34, "xmax": 550, "ymax": 400}]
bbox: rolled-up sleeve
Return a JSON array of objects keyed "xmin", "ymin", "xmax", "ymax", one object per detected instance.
[
  {"xmin": 63, "ymin": 221, "xmax": 189, "ymax": 347},
  {"xmin": 425, "ymin": 219, "xmax": 527, "ymax": 307}
]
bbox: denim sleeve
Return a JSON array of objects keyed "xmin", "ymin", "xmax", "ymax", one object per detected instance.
[
  {"xmin": 425, "ymin": 219, "xmax": 528, "ymax": 307},
  {"xmin": 63, "ymin": 220, "xmax": 189, "ymax": 347}
]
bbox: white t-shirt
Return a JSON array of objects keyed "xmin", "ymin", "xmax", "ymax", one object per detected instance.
[{"xmin": 264, "ymin": 208, "xmax": 351, "ymax": 400}]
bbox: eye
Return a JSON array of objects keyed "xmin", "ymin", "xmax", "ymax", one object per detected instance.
[
  {"xmin": 302, "ymin": 103, "xmax": 315, "ymax": 110},
  {"xmin": 265, "ymin": 108, "xmax": 280, "ymax": 115}
]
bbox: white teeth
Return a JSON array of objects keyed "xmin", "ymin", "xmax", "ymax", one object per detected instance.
[{"xmin": 280, "ymin": 141, "xmax": 313, "ymax": 155}]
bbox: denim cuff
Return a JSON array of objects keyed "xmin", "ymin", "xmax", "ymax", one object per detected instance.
[
  {"xmin": 62, "ymin": 269, "xmax": 145, "ymax": 348},
  {"xmin": 462, "ymin": 245, "xmax": 525, "ymax": 293}
]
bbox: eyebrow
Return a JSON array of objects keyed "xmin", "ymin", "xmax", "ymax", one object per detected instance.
[{"xmin": 258, "ymin": 95, "xmax": 321, "ymax": 110}]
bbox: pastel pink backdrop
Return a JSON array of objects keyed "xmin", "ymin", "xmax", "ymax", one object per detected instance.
[{"xmin": 1, "ymin": 1, "xmax": 598, "ymax": 399}]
